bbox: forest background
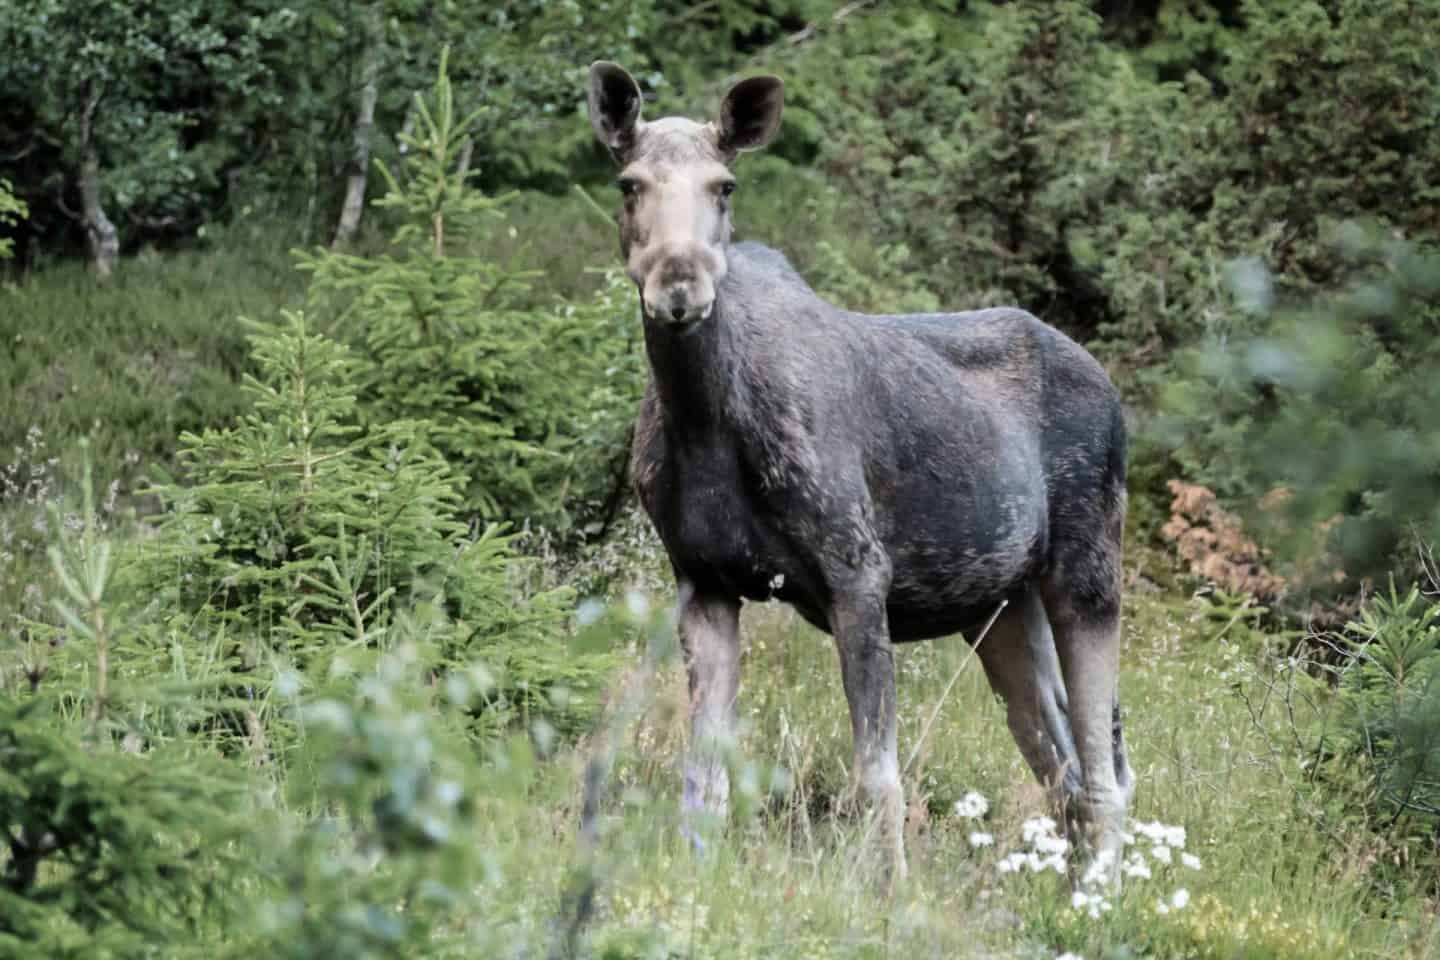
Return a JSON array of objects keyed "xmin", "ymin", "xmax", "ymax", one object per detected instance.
[{"xmin": 2, "ymin": 2, "xmax": 1440, "ymax": 957}]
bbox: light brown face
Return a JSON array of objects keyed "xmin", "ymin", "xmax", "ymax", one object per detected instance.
[
  {"xmin": 616, "ymin": 120, "xmax": 735, "ymax": 326},
  {"xmin": 587, "ymin": 63, "xmax": 784, "ymax": 329}
]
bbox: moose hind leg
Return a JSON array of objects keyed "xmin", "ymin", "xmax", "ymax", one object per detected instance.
[
  {"xmin": 678, "ymin": 588, "xmax": 742, "ymax": 846},
  {"xmin": 1113, "ymin": 699, "xmax": 1135, "ymax": 809},
  {"xmin": 1043, "ymin": 564, "xmax": 1129, "ymax": 883},
  {"xmin": 974, "ymin": 588, "xmax": 1082, "ymax": 816}
]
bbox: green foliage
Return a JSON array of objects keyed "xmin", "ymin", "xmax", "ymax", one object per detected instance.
[
  {"xmin": 1, "ymin": 465, "xmax": 254, "ymax": 958},
  {"xmin": 791, "ymin": 2, "xmax": 1120, "ymax": 325},
  {"xmin": 0, "ymin": 697, "xmax": 253, "ymax": 958},
  {"xmin": 253, "ymin": 646, "xmax": 491, "ymax": 959},
  {"xmin": 1334, "ymin": 582, "xmax": 1440, "ymax": 832},
  {"xmin": 425, "ymin": 2, "xmax": 658, "ymax": 190},
  {"xmin": 0, "ymin": 0, "xmax": 289, "ymax": 243},
  {"xmin": 300, "ymin": 57, "xmax": 645, "ymax": 533},
  {"xmin": 0, "ymin": 180, "xmax": 24, "ymax": 261},
  {"xmin": 141, "ymin": 309, "xmax": 612, "ymax": 742},
  {"xmin": 797, "ymin": 0, "xmax": 1440, "ymax": 357},
  {"xmin": 1162, "ymin": 231, "xmax": 1440, "ymax": 590}
]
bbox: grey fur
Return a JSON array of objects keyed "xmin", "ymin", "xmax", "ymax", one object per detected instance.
[{"xmin": 586, "ymin": 63, "xmax": 1133, "ymax": 882}]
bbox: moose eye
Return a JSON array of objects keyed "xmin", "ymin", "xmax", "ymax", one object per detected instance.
[
  {"xmin": 719, "ymin": 181, "xmax": 737, "ymax": 199},
  {"xmin": 616, "ymin": 177, "xmax": 638, "ymax": 198}
]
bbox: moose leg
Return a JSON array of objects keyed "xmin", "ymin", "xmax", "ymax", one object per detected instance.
[
  {"xmin": 974, "ymin": 588, "xmax": 1082, "ymax": 817},
  {"xmin": 678, "ymin": 588, "xmax": 741, "ymax": 846},
  {"xmin": 1044, "ymin": 589, "xmax": 1128, "ymax": 884},
  {"xmin": 829, "ymin": 548, "xmax": 906, "ymax": 883}
]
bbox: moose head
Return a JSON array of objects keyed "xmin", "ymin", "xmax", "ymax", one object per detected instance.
[{"xmin": 586, "ymin": 62, "xmax": 784, "ymax": 329}]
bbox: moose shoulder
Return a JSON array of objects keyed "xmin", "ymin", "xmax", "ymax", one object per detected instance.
[{"xmin": 589, "ymin": 60, "xmax": 1133, "ymax": 884}]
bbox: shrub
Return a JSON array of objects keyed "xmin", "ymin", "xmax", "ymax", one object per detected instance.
[
  {"xmin": 248, "ymin": 646, "xmax": 491, "ymax": 960},
  {"xmin": 1, "ymin": 469, "xmax": 254, "ymax": 958},
  {"xmin": 298, "ymin": 55, "xmax": 644, "ymax": 534},
  {"xmin": 139, "ymin": 310, "xmax": 613, "ymax": 745},
  {"xmin": 0, "ymin": 178, "xmax": 24, "ymax": 261},
  {"xmin": 1335, "ymin": 582, "xmax": 1440, "ymax": 833},
  {"xmin": 1160, "ymin": 232, "xmax": 1440, "ymax": 596}
]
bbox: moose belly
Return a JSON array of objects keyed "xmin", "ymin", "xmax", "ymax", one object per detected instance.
[
  {"xmin": 880, "ymin": 490, "xmax": 1047, "ymax": 642},
  {"xmin": 648, "ymin": 433, "xmax": 1043, "ymax": 641}
]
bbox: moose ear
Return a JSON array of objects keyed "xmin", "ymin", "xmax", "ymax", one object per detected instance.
[
  {"xmin": 716, "ymin": 75, "xmax": 784, "ymax": 157},
  {"xmin": 587, "ymin": 61, "xmax": 644, "ymax": 158}
]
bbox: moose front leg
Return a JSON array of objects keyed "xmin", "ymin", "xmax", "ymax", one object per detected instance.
[
  {"xmin": 678, "ymin": 587, "xmax": 741, "ymax": 846},
  {"xmin": 830, "ymin": 549, "xmax": 906, "ymax": 884}
]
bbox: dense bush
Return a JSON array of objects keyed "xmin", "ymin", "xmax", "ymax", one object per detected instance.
[
  {"xmin": 140, "ymin": 308, "xmax": 613, "ymax": 745},
  {"xmin": 1, "ymin": 472, "xmax": 256, "ymax": 957},
  {"xmin": 796, "ymin": 0, "xmax": 1440, "ymax": 350},
  {"xmin": 0, "ymin": 179, "xmax": 23, "ymax": 261},
  {"xmin": 1162, "ymin": 232, "xmax": 1440, "ymax": 596}
]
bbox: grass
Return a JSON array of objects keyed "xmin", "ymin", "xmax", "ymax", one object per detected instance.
[
  {"xmin": 459, "ymin": 587, "xmax": 1437, "ymax": 959},
  {"xmin": 0, "ymin": 218, "xmax": 308, "ymax": 495},
  {"xmin": 11, "ymin": 504, "xmax": 1438, "ymax": 956}
]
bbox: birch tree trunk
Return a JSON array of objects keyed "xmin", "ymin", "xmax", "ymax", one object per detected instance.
[
  {"xmin": 332, "ymin": 4, "xmax": 383, "ymax": 249},
  {"xmin": 78, "ymin": 93, "xmax": 118, "ymax": 277}
]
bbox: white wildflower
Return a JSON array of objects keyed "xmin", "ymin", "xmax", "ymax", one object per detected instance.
[
  {"xmin": 1171, "ymin": 889, "xmax": 1190, "ymax": 910},
  {"xmin": 1181, "ymin": 852, "xmax": 1202, "ymax": 870},
  {"xmin": 1057, "ymin": 954, "xmax": 1085, "ymax": 960},
  {"xmin": 955, "ymin": 791, "xmax": 990, "ymax": 819},
  {"xmin": 997, "ymin": 852, "xmax": 1028, "ymax": 874},
  {"xmin": 1040, "ymin": 853, "xmax": 1066, "ymax": 874},
  {"xmin": 1070, "ymin": 889, "xmax": 1111, "ymax": 919},
  {"xmin": 1134, "ymin": 819, "xmax": 1188, "ymax": 849},
  {"xmin": 1081, "ymin": 848, "xmax": 1117, "ymax": 888},
  {"xmin": 1150, "ymin": 844, "xmax": 1173, "ymax": 864},
  {"xmin": 967, "ymin": 831, "xmax": 995, "ymax": 848},
  {"xmin": 1034, "ymin": 833, "xmax": 1068, "ymax": 856},
  {"xmin": 1022, "ymin": 816, "xmax": 1058, "ymax": 843},
  {"xmin": 1121, "ymin": 854, "xmax": 1151, "ymax": 880}
]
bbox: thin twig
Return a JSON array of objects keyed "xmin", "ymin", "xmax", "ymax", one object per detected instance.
[{"xmin": 904, "ymin": 598, "xmax": 1007, "ymax": 776}]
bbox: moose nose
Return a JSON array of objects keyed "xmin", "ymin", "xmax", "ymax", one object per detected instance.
[{"xmin": 670, "ymin": 305, "xmax": 687, "ymax": 323}]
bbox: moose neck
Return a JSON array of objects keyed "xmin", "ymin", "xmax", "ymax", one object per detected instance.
[{"xmin": 642, "ymin": 290, "xmax": 742, "ymax": 432}]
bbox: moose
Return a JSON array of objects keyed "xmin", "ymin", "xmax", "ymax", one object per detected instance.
[{"xmin": 586, "ymin": 62, "xmax": 1134, "ymax": 881}]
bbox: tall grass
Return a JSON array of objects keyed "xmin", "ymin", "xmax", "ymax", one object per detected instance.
[{"xmin": 486, "ymin": 590, "xmax": 1434, "ymax": 959}]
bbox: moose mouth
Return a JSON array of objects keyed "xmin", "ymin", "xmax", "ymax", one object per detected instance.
[{"xmin": 646, "ymin": 300, "xmax": 714, "ymax": 333}]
